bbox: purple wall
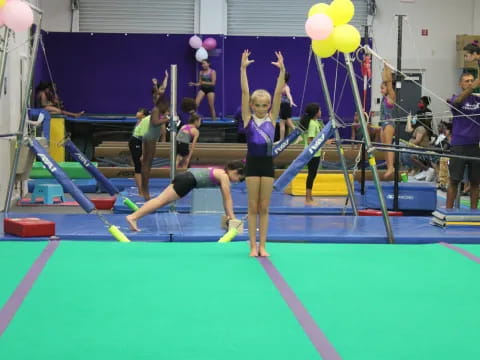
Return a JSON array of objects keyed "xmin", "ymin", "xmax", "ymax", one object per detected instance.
[{"xmin": 37, "ymin": 32, "xmax": 371, "ymax": 134}]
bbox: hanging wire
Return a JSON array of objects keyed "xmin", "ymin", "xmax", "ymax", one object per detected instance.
[
  {"xmin": 332, "ymin": 52, "xmax": 340, "ymax": 110},
  {"xmin": 334, "ymin": 73, "xmax": 349, "ymax": 114},
  {"xmin": 6, "ymin": 39, "xmax": 31, "ymax": 54},
  {"xmin": 366, "ymin": 44, "xmax": 480, "ymax": 128},
  {"xmin": 298, "ymin": 45, "xmax": 313, "ymax": 115},
  {"xmin": 39, "ymin": 34, "xmax": 59, "ymax": 101}
]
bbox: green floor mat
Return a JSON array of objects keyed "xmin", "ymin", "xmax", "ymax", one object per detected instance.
[
  {"xmin": 0, "ymin": 242, "xmax": 47, "ymax": 309},
  {"xmin": 269, "ymin": 243, "xmax": 480, "ymax": 360},
  {"xmin": 30, "ymin": 161, "xmax": 97, "ymax": 179},
  {"xmin": 0, "ymin": 242, "xmax": 320, "ymax": 360},
  {"xmin": 458, "ymin": 244, "xmax": 480, "ymax": 258}
]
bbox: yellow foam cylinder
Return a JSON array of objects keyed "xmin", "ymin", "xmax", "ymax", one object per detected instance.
[
  {"xmin": 218, "ymin": 228, "xmax": 238, "ymax": 243},
  {"xmin": 49, "ymin": 117, "xmax": 66, "ymax": 162},
  {"xmin": 108, "ymin": 225, "xmax": 131, "ymax": 242},
  {"xmin": 284, "ymin": 173, "xmax": 354, "ymax": 196}
]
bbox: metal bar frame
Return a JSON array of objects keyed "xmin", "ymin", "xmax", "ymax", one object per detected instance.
[
  {"xmin": 393, "ymin": 14, "xmax": 406, "ymax": 211},
  {"xmin": 0, "ymin": 27, "xmax": 10, "ymax": 100},
  {"xmin": 4, "ymin": 6, "xmax": 43, "ymax": 214},
  {"xmin": 169, "ymin": 64, "xmax": 178, "ymax": 212},
  {"xmin": 344, "ymin": 53, "xmax": 395, "ymax": 244},
  {"xmin": 314, "ymin": 55, "xmax": 358, "ymax": 215}
]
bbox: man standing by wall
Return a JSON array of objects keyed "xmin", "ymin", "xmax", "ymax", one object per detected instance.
[{"xmin": 446, "ymin": 73, "xmax": 480, "ymax": 209}]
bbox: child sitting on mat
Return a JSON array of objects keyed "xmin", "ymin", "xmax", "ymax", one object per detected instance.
[
  {"xmin": 126, "ymin": 161, "xmax": 245, "ymax": 232},
  {"xmin": 176, "ymin": 113, "xmax": 201, "ymax": 169}
]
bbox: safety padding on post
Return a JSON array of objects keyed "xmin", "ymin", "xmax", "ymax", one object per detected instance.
[
  {"xmin": 49, "ymin": 117, "xmax": 66, "ymax": 162},
  {"xmin": 4, "ymin": 217, "xmax": 55, "ymax": 237}
]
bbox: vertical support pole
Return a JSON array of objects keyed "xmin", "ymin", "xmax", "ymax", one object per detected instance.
[
  {"xmin": 4, "ymin": 10, "xmax": 43, "ymax": 214},
  {"xmin": 344, "ymin": 53, "xmax": 395, "ymax": 244},
  {"xmin": 360, "ymin": 142, "xmax": 366, "ymax": 194},
  {"xmin": 314, "ymin": 55, "xmax": 358, "ymax": 215},
  {"xmin": 0, "ymin": 27, "xmax": 10, "ymax": 100},
  {"xmin": 360, "ymin": 24, "xmax": 369, "ymax": 195},
  {"xmin": 169, "ymin": 64, "xmax": 178, "ymax": 212},
  {"xmin": 393, "ymin": 15, "xmax": 405, "ymax": 211}
]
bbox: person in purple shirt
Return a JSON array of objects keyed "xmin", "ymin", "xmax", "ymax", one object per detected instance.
[
  {"xmin": 240, "ymin": 49, "xmax": 285, "ymax": 257},
  {"xmin": 446, "ymin": 72, "xmax": 480, "ymax": 208}
]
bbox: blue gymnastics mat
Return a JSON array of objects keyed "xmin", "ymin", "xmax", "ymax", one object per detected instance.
[
  {"xmin": 2, "ymin": 212, "xmax": 480, "ymax": 244},
  {"xmin": 28, "ymin": 178, "xmax": 98, "ymax": 193},
  {"xmin": 112, "ymin": 186, "xmax": 355, "ymax": 215},
  {"xmin": 0, "ymin": 213, "xmax": 170, "ymax": 242}
]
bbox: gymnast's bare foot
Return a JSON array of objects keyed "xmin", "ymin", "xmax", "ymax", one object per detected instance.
[
  {"xmin": 74, "ymin": 111, "xmax": 85, "ymax": 118},
  {"xmin": 259, "ymin": 247, "xmax": 270, "ymax": 257},
  {"xmin": 126, "ymin": 215, "xmax": 140, "ymax": 231},
  {"xmin": 383, "ymin": 168, "xmax": 395, "ymax": 180},
  {"xmin": 249, "ymin": 248, "xmax": 258, "ymax": 257},
  {"xmin": 305, "ymin": 198, "xmax": 316, "ymax": 206}
]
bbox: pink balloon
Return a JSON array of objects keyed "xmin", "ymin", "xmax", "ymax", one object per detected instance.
[
  {"xmin": 3, "ymin": 1, "xmax": 33, "ymax": 32},
  {"xmin": 189, "ymin": 35, "xmax": 202, "ymax": 49},
  {"xmin": 0, "ymin": 11, "xmax": 4, "ymax": 28},
  {"xmin": 305, "ymin": 13, "xmax": 334, "ymax": 41},
  {"xmin": 202, "ymin": 37, "xmax": 217, "ymax": 51}
]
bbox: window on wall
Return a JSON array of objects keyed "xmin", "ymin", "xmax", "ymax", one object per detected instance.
[
  {"xmin": 79, "ymin": 0, "xmax": 195, "ymax": 33},
  {"xmin": 227, "ymin": 0, "xmax": 368, "ymax": 36}
]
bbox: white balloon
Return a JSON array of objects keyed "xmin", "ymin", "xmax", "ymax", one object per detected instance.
[{"xmin": 195, "ymin": 47, "xmax": 208, "ymax": 62}]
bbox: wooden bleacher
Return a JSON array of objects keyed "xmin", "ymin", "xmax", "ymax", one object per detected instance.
[{"xmin": 95, "ymin": 141, "xmax": 387, "ymax": 179}]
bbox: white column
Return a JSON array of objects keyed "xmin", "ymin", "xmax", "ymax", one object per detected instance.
[{"xmin": 199, "ymin": 0, "xmax": 227, "ymax": 34}]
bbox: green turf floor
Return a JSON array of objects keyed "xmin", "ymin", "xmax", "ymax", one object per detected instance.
[
  {"xmin": 0, "ymin": 242, "xmax": 320, "ymax": 360},
  {"xmin": 269, "ymin": 242, "xmax": 480, "ymax": 360},
  {"xmin": 0, "ymin": 242, "xmax": 46, "ymax": 309},
  {"xmin": 459, "ymin": 244, "xmax": 480, "ymax": 258},
  {"xmin": 1, "ymin": 242, "xmax": 480, "ymax": 360}
]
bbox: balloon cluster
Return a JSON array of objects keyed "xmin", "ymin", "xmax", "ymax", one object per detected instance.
[
  {"xmin": 188, "ymin": 35, "xmax": 217, "ymax": 62},
  {"xmin": 0, "ymin": 0, "xmax": 34, "ymax": 32},
  {"xmin": 305, "ymin": 0, "xmax": 361, "ymax": 58}
]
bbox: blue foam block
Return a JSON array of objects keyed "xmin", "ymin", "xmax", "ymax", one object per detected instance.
[
  {"xmin": 28, "ymin": 178, "xmax": 98, "ymax": 193},
  {"xmin": 364, "ymin": 181, "xmax": 437, "ymax": 211}
]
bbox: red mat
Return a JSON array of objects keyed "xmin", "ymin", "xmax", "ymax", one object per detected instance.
[
  {"xmin": 18, "ymin": 197, "xmax": 79, "ymax": 206},
  {"xmin": 18, "ymin": 197, "xmax": 115, "ymax": 210}
]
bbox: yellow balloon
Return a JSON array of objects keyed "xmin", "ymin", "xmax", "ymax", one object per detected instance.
[
  {"xmin": 329, "ymin": 0, "xmax": 355, "ymax": 26},
  {"xmin": 308, "ymin": 3, "xmax": 330, "ymax": 18},
  {"xmin": 332, "ymin": 24, "xmax": 361, "ymax": 53},
  {"xmin": 0, "ymin": 0, "xmax": 6, "ymax": 8},
  {"xmin": 312, "ymin": 36, "xmax": 337, "ymax": 58}
]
